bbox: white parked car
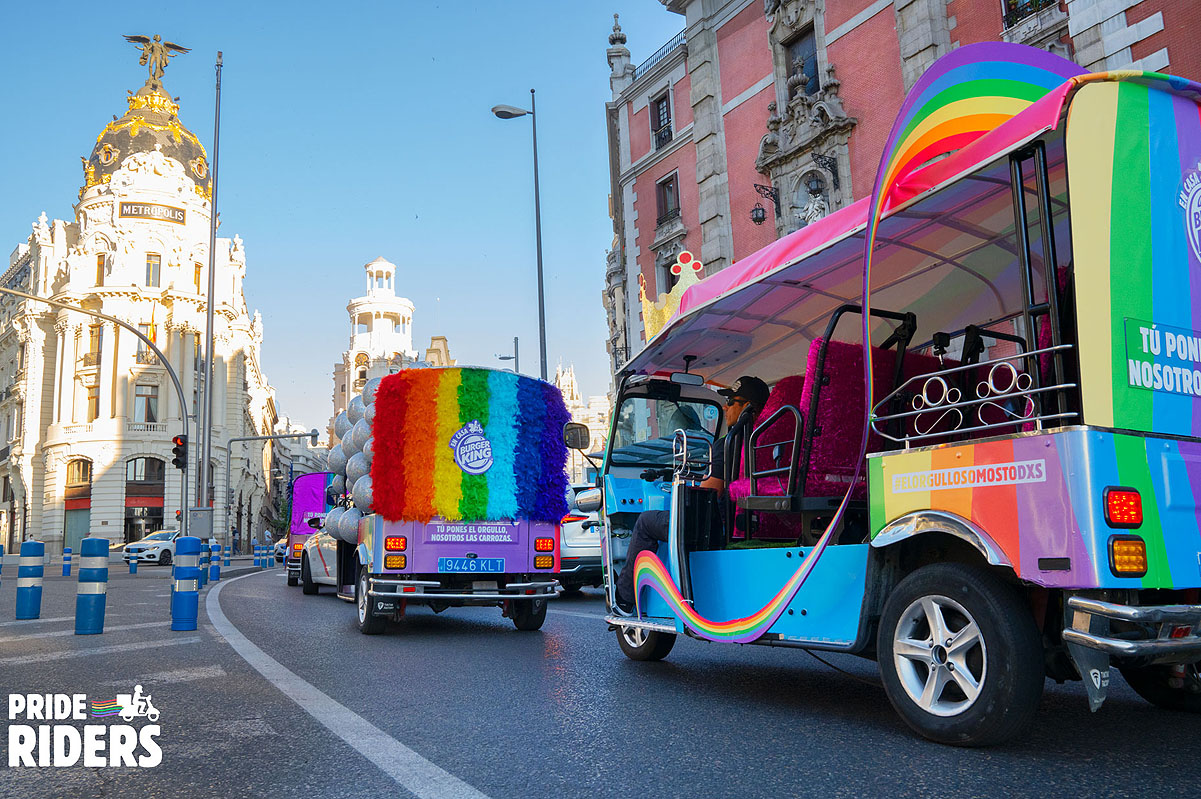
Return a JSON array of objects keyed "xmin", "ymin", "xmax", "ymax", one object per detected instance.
[
  {"xmin": 558, "ymin": 484, "xmax": 602, "ymax": 594},
  {"xmin": 122, "ymin": 529, "xmax": 181, "ymax": 565},
  {"xmin": 273, "ymin": 538, "xmax": 287, "ymax": 563}
]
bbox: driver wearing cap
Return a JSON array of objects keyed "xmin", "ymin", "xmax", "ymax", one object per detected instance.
[{"xmin": 615, "ymin": 375, "xmax": 770, "ymax": 614}]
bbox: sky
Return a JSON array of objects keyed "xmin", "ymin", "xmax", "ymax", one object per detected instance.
[{"xmin": 0, "ymin": 1, "xmax": 686, "ymax": 432}]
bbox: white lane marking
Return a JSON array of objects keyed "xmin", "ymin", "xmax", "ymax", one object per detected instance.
[
  {"xmin": 0, "ymin": 637, "xmax": 200, "ymax": 665},
  {"xmin": 207, "ymin": 575, "xmax": 490, "ymax": 799},
  {"xmin": 549, "ymin": 608, "xmax": 607, "ymax": 621},
  {"xmin": 0, "ymin": 621, "xmax": 170, "ymax": 643},
  {"xmin": 0, "ymin": 615, "xmax": 75, "ymax": 628},
  {"xmin": 103, "ymin": 664, "xmax": 227, "ymax": 686}
]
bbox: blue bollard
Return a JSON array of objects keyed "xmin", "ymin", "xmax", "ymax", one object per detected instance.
[
  {"xmin": 170, "ymin": 537, "xmax": 201, "ymax": 631},
  {"xmin": 129, "ymin": 553, "xmax": 138, "ymax": 575},
  {"xmin": 16, "ymin": 540, "xmax": 45, "ymax": 620},
  {"xmin": 75, "ymin": 537, "xmax": 108, "ymax": 635},
  {"xmin": 209, "ymin": 543, "xmax": 220, "ymax": 583},
  {"xmin": 62, "ymin": 546, "xmax": 72, "ymax": 577},
  {"xmin": 252, "ymin": 545, "xmax": 259, "ymax": 568},
  {"xmin": 198, "ymin": 544, "xmax": 208, "ymax": 588},
  {"xmin": 0, "ymin": 551, "xmax": 5, "ymax": 590},
  {"xmin": 224, "ymin": 545, "xmax": 231, "ymax": 567}
]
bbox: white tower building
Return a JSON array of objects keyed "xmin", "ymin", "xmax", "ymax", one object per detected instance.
[{"xmin": 329, "ymin": 258, "xmax": 419, "ymax": 435}]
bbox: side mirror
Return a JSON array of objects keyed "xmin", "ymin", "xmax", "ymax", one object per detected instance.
[
  {"xmin": 307, "ymin": 517, "xmax": 323, "ymax": 530},
  {"xmin": 563, "ymin": 422, "xmax": 591, "ymax": 450},
  {"xmin": 575, "ymin": 487, "xmax": 602, "ymax": 513}
]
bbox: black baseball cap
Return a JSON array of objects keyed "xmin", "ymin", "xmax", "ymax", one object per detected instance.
[{"xmin": 717, "ymin": 376, "xmax": 769, "ymax": 409}]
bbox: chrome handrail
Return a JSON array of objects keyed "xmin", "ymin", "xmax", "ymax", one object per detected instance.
[
  {"xmin": 871, "ymin": 343, "xmax": 1076, "ymax": 444},
  {"xmin": 672, "ymin": 429, "xmax": 713, "ymax": 482}
]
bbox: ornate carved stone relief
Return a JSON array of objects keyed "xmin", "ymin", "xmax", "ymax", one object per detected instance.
[{"xmin": 757, "ymin": 0, "xmax": 855, "ymax": 237}]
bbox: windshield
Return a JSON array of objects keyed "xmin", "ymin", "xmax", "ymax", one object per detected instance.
[
  {"xmin": 610, "ymin": 395, "xmax": 721, "ymax": 466},
  {"xmin": 143, "ymin": 532, "xmax": 173, "ymax": 542}
]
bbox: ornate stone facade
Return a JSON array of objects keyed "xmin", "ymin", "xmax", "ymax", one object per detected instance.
[{"xmin": 0, "ymin": 63, "xmax": 278, "ymax": 553}]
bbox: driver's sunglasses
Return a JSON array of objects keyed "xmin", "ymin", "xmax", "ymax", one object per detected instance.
[{"xmin": 726, "ymin": 396, "xmax": 748, "ymax": 407}]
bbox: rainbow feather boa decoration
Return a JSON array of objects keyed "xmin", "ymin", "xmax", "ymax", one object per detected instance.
[
  {"xmin": 633, "ymin": 43, "xmax": 1096, "ymax": 644},
  {"xmin": 371, "ymin": 367, "xmax": 569, "ymax": 524}
]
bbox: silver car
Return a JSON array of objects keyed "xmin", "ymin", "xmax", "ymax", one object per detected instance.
[{"xmin": 558, "ymin": 484, "xmax": 602, "ymax": 594}]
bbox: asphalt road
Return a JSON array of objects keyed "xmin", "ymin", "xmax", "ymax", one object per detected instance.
[{"xmin": 1, "ymin": 564, "xmax": 1196, "ymax": 798}]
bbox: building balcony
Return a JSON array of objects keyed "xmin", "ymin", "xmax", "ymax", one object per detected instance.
[
  {"xmin": 1002, "ymin": 0, "xmax": 1059, "ymax": 29},
  {"xmin": 62, "ymin": 422, "xmax": 93, "ymax": 436},
  {"xmin": 136, "ymin": 350, "xmax": 158, "ymax": 365},
  {"xmin": 79, "ymin": 352, "xmax": 100, "ymax": 367},
  {"xmin": 0, "ymin": 444, "xmax": 9, "ymax": 462},
  {"xmin": 633, "ymin": 29, "xmax": 686, "ymax": 82},
  {"xmin": 653, "ymin": 125, "xmax": 673, "ymax": 151},
  {"xmin": 127, "ymin": 421, "xmax": 167, "ymax": 433}
]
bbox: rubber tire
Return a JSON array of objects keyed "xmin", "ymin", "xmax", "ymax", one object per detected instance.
[
  {"xmin": 356, "ymin": 566, "xmax": 386, "ymax": 635},
  {"xmin": 286, "ymin": 574, "xmax": 299, "ymax": 587},
  {"xmin": 512, "ymin": 598, "xmax": 548, "ymax": 631},
  {"xmin": 1120, "ymin": 664, "xmax": 1201, "ymax": 712},
  {"xmin": 616, "ymin": 626, "xmax": 677, "ymax": 661},
  {"xmin": 300, "ymin": 556, "xmax": 319, "ymax": 595},
  {"xmin": 560, "ymin": 585, "xmax": 583, "ymax": 597},
  {"xmin": 159, "ymin": 551, "xmax": 172, "ymax": 567},
  {"xmin": 877, "ymin": 562, "xmax": 1043, "ymax": 747}
]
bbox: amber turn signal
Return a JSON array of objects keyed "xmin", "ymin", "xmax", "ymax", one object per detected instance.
[
  {"xmin": 384, "ymin": 554, "xmax": 407, "ymax": 570},
  {"xmin": 534, "ymin": 555, "xmax": 554, "ymax": 570},
  {"xmin": 1108, "ymin": 536, "xmax": 1147, "ymax": 577}
]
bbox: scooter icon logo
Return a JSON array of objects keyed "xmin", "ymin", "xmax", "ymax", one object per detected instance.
[{"xmin": 115, "ymin": 684, "xmax": 160, "ymax": 723}]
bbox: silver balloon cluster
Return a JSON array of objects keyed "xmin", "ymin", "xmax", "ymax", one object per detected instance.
[{"xmin": 326, "ymin": 377, "xmax": 381, "ymax": 543}]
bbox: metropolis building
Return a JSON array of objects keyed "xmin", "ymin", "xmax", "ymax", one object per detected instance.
[{"xmin": 0, "ymin": 47, "xmax": 279, "ymax": 553}]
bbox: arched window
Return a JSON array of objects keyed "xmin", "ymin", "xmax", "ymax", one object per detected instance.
[
  {"xmin": 125, "ymin": 457, "xmax": 166, "ymax": 543},
  {"xmin": 66, "ymin": 459, "xmax": 92, "ymax": 486}
]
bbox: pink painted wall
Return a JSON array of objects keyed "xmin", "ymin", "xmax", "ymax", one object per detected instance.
[
  {"xmin": 722, "ymin": 87, "xmax": 779, "ymax": 261},
  {"xmin": 827, "ymin": 9, "xmax": 905, "ymax": 202},
  {"xmin": 717, "ymin": 3, "xmax": 773, "ymax": 100},
  {"xmin": 629, "ymin": 102, "xmax": 650, "ymax": 163}
]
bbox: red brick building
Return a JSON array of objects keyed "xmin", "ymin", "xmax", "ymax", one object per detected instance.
[{"xmin": 601, "ymin": 0, "xmax": 1201, "ymax": 375}]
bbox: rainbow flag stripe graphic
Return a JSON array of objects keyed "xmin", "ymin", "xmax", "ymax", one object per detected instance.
[{"xmin": 90, "ymin": 699, "xmax": 122, "ymax": 718}]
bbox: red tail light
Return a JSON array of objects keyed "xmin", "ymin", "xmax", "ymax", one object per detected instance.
[
  {"xmin": 534, "ymin": 537, "xmax": 555, "ymax": 552},
  {"xmin": 1104, "ymin": 487, "xmax": 1142, "ymax": 528},
  {"xmin": 385, "ymin": 536, "xmax": 407, "ymax": 552},
  {"xmin": 562, "ymin": 514, "xmax": 587, "ymax": 524}
]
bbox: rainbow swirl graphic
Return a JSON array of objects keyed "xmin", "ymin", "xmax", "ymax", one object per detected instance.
[
  {"xmin": 90, "ymin": 699, "xmax": 122, "ymax": 718},
  {"xmin": 860, "ymin": 43, "xmax": 1086, "ymax": 400}
]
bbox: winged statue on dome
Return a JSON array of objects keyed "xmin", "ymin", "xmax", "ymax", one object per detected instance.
[{"xmin": 123, "ymin": 34, "xmax": 190, "ymax": 84}]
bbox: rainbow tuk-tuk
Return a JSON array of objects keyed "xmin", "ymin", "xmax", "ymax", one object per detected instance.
[
  {"xmin": 572, "ymin": 44, "xmax": 1201, "ymax": 746},
  {"xmin": 285, "ymin": 471, "xmax": 335, "ymax": 586}
]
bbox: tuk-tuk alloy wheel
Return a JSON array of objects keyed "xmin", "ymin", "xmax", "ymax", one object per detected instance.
[
  {"xmin": 877, "ymin": 562, "xmax": 1042, "ymax": 746},
  {"xmin": 616, "ymin": 626, "xmax": 676, "ymax": 661},
  {"xmin": 301, "ymin": 556, "xmax": 319, "ymax": 595},
  {"xmin": 356, "ymin": 566, "xmax": 386, "ymax": 635}
]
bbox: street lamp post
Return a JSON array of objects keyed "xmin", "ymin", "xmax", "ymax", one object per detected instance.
[
  {"xmin": 495, "ymin": 336, "xmax": 519, "ymax": 374},
  {"xmin": 491, "ymin": 89, "xmax": 548, "ymax": 381}
]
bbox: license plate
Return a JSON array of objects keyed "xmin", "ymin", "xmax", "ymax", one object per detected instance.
[{"xmin": 438, "ymin": 557, "xmax": 504, "ymax": 573}]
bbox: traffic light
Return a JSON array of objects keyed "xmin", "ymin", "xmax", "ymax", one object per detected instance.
[{"xmin": 171, "ymin": 434, "xmax": 188, "ymax": 470}]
